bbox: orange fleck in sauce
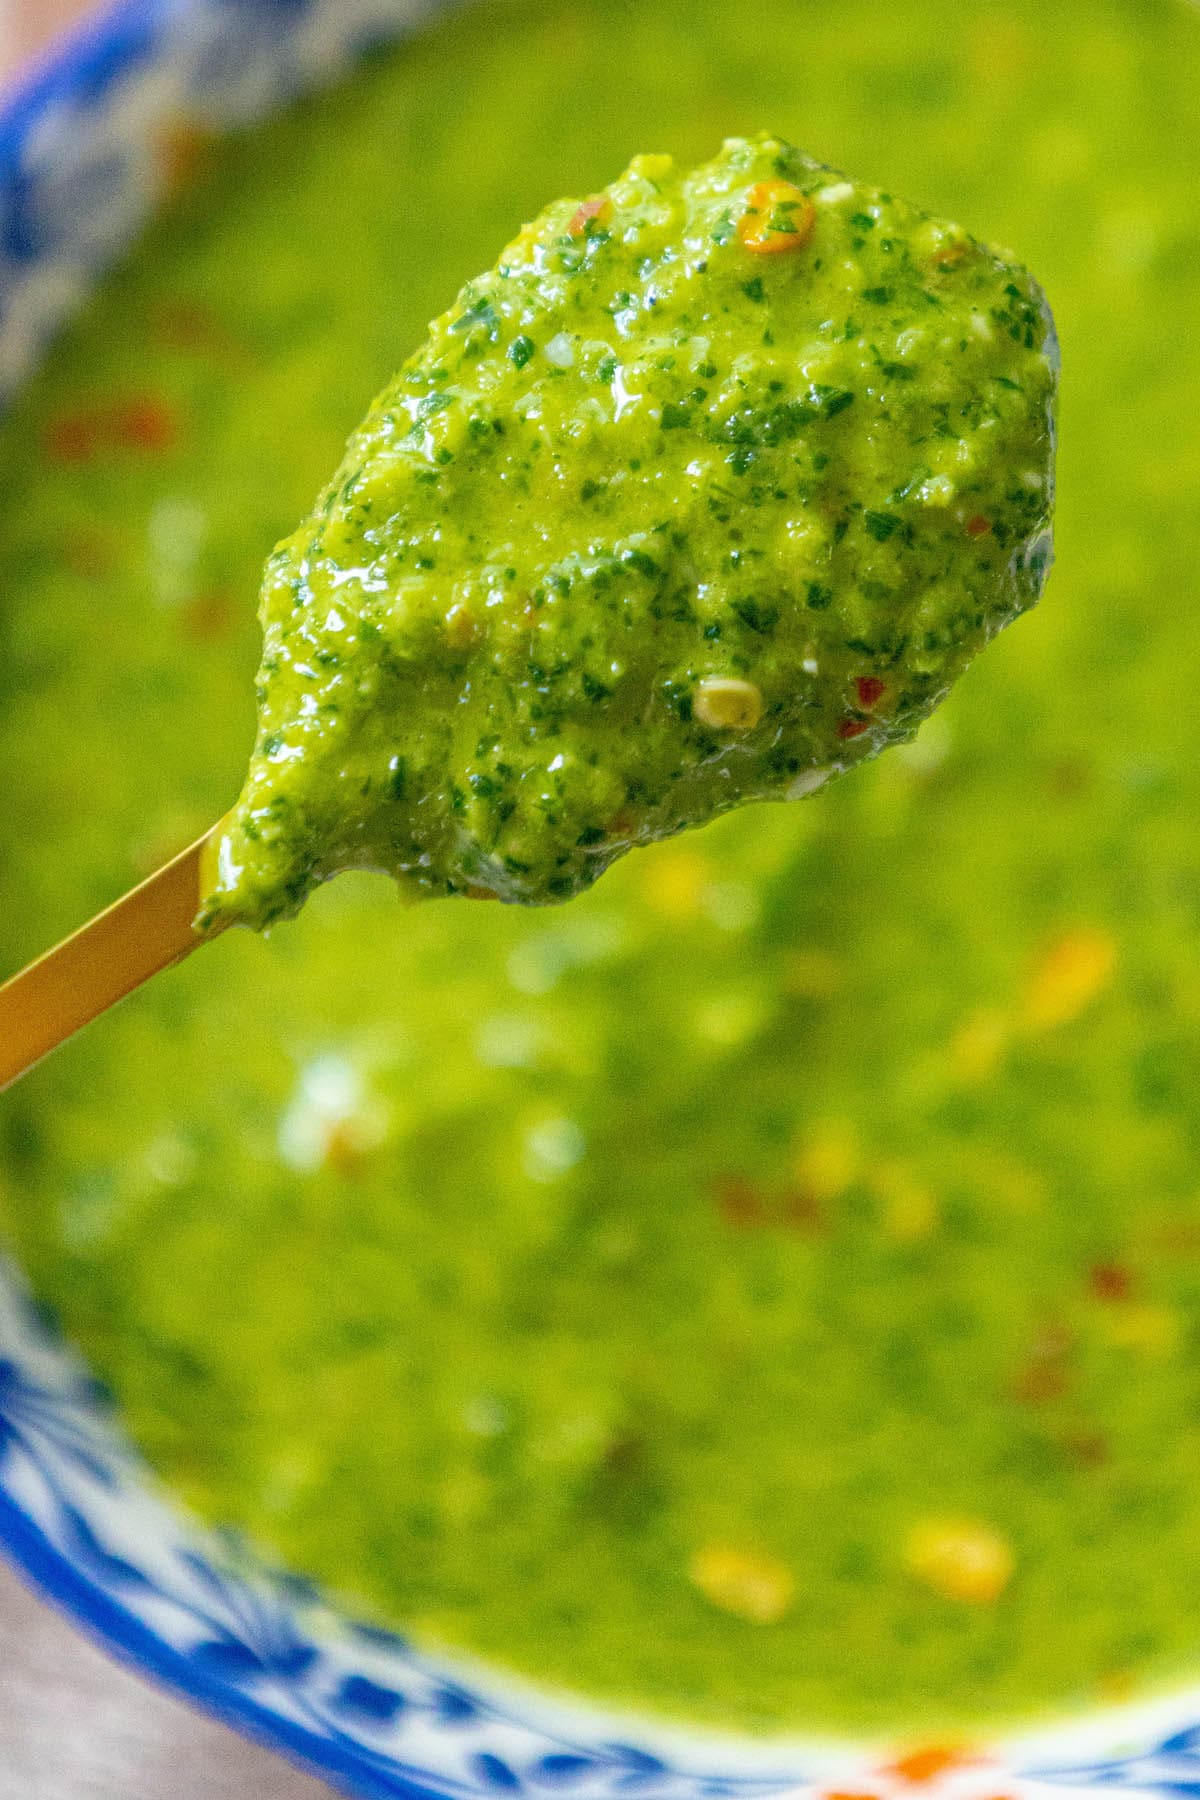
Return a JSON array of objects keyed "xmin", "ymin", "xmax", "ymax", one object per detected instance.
[
  {"xmin": 567, "ymin": 194, "xmax": 613, "ymax": 236},
  {"xmin": 737, "ymin": 179, "xmax": 816, "ymax": 254}
]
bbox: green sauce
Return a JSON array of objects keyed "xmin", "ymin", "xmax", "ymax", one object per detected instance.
[
  {"xmin": 205, "ymin": 135, "xmax": 1053, "ymax": 928},
  {"xmin": 1, "ymin": 0, "xmax": 1199, "ymax": 1740}
]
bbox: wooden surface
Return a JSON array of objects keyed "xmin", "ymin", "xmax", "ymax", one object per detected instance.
[
  {"xmin": 0, "ymin": 1563, "xmax": 332, "ymax": 1799},
  {"xmin": 0, "ymin": 6, "xmax": 334, "ymax": 1795},
  {"xmin": 1, "ymin": 0, "xmax": 96, "ymax": 75}
]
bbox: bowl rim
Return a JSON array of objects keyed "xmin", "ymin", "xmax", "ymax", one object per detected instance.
[{"xmin": 0, "ymin": 1481, "xmax": 443, "ymax": 1800}]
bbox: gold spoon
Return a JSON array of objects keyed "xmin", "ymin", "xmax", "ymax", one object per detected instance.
[{"xmin": 0, "ymin": 827, "xmax": 226, "ymax": 1094}]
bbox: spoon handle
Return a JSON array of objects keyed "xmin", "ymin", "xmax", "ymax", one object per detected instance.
[{"xmin": 0, "ymin": 826, "xmax": 224, "ymax": 1094}]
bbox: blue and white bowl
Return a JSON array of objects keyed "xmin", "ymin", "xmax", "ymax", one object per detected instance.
[{"xmin": 2, "ymin": 5, "xmax": 1200, "ymax": 1795}]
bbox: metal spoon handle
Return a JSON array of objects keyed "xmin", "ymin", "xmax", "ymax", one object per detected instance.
[{"xmin": 0, "ymin": 826, "xmax": 224, "ymax": 1094}]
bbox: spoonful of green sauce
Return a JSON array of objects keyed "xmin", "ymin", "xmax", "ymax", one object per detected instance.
[
  {"xmin": 0, "ymin": 133, "xmax": 1058, "ymax": 1093},
  {"xmin": 201, "ymin": 133, "xmax": 1055, "ymax": 930}
]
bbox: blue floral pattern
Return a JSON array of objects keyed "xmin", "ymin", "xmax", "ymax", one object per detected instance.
[
  {"xmin": 3, "ymin": 4, "xmax": 1200, "ymax": 1796},
  {"xmin": 0, "ymin": 0, "xmax": 436, "ymax": 402},
  {"xmin": 0, "ymin": 1275, "xmax": 811, "ymax": 1800}
]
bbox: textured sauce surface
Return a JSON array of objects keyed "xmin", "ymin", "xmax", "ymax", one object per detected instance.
[
  {"xmin": 206, "ymin": 134, "xmax": 1053, "ymax": 927},
  {"xmin": 1, "ymin": 0, "xmax": 1199, "ymax": 1737}
]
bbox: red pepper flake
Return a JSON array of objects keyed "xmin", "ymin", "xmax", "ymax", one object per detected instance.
[
  {"xmin": 567, "ymin": 194, "xmax": 613, "ymax": 237},
  {"xmin": 1089, "ymin": 1262, "xmax": 1135, "ymax": 1302},
  {"xmin": 1011, "ymin": 1323, "xmax": 1073, "ymax": 1405},
  {"xmin": 1014, "ymin": 1363, "xmax": 1068, "ymax": 1404},
  {"xmin": 152, "ymin": 299, "xmax": 247, "ymax": 365},
  {"xmin": 1062, "ymin": 1429, "xmax": 1108, "ymax": 1468},
  {"xmin": 153, "ymin": 300, "xmax": 213, "ymax": 347},
  {"xmin": 319, "ymin": 1118, "xmax": 375, "ymax": 1178},
  {"xmin": 855, "ymin": 675, "xmax": 887, "ymax": 708},
  {"xmin": 886, "ymin": 1746, "xmax": 973, "ymax": 1785},
  {"xmin": 929, "ymin": 240, "xmax": 971, "ymax": 271},
  {"xmin": 157, "ymin": 120, "xmax": 216, "ymax": 196},
  {"xmin": 714, "ymin": 1175, "xmax": 766, "ymax": 1228},
  {"xmin": 111, "ymin": 395, "xmax": 177, "ymax": 453},
  {"xmin": 837, "ymin": 717, "xmax": 870, "ymax": 741},
  {"xmin": 780, "ymin": 1187, "xmax": 826, "ymax": 1233},
  {"xmin": 44, "ymin": 414, "xmax": 98, "ymax": 464},
  {"xmin": 966, "ymin": 514, "xmax": 992, "ymax": 538},
  {"xmin": 179, "ymin": 590, "xmax": 234, "ymax": 642},
  {"xmin": 1013, "ymin": 1361, "xmax": 1068, "ymax": 1405}
]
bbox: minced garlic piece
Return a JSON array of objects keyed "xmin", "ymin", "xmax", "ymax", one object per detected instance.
[
  {"xmin": 694, "ymin": 677, "xmax": 764, "ymax": 731},
  {"xmin": 1023, "ymin": 927, "xmax": 1116, "ymax": 1030},
  {"xmin": 904, "ymin": 1518, "xmax": 1014, "ymax": 1604},
  {"xmin": 689, "ymin": 1543, "xmax": 795, "ymax": 1623}
]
